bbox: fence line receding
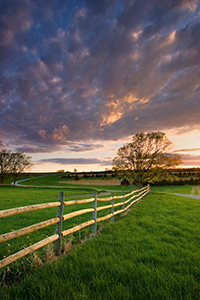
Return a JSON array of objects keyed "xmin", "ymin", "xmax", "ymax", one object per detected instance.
[{"xmin": 0, "ymin": 185, "xmax": 150, "ymax": 269}]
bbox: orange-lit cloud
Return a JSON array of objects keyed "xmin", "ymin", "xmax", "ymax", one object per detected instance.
[
  {"xmin": 0, "ymin": 0, "xmax": 199, "ymax": 172},
  {"xmin": 52, "ymin": 125, "xmax": 70, "ymax": 141}
]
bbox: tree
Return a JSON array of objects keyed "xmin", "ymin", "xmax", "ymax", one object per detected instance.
[
  {"xmin": 56, "ymin": 169, "xmax": 65, "ymax": 173},
  {"xmin": 11, "ymin": 152, "xmax": 32, "ymax": 184},
  {"xmin": 0, "ymin": 149, "xmax": 32, "ymax": 184},
  {"xmin": 0, "ymin": 149, "xmax": 14, "ymax": 184},
  {"xmin": 113, "ymin": 132, "xmax": 182, "ymax": 186}
]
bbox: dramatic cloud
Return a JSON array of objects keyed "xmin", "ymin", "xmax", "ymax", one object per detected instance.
[
  {"xmin": 0, "ymin": 0, "xmax": 200, "ymax": 154},
  {"xmin": 65, "ymin": 142, "xmax": 104, "ymax": 152},
  {"xmin": 39, "ymin": 157, "xmax": 112, "ymax": 166},
  {"xmin": 16, "ymin": 142, "xmax": 104, "ymax": 153}
]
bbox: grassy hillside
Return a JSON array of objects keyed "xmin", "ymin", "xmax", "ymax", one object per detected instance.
[{"xmin": 0, "ymin": 188, "xmax": 199, "ymax": 300}]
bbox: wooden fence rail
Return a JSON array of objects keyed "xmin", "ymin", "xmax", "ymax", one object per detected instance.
[{"xmin": 0, "ymin": 185, "xmax": 150, "ymax": 269}]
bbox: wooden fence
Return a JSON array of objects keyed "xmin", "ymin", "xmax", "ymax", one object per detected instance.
[{"xmin": 0, "ymin": 185, "xmax": 150, "ymax": 269}]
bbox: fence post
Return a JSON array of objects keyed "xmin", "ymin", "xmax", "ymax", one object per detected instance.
[
  {"xmin": 134, "ymin": 187, "xmax": 138, "ymax": 205},
  {"xmin": 111, "ymin": 192, "xmax": 114, "ymax": 222},
  {"xmin": 92, "ymin": 191, "xmax": 97, "ymax": 235},
  {"xmin": 122, "ymin": 192, "xmax": 125, "ymax": 215},
  {"xmin": 148, "ymin": 184, "xmax": 150, "ymax": 195},
  {"xmin": 136, "ymin": 188, "xmax": 139, "ymax": 204},
  {"xmin": 55, "ymin": 192, "xmax": 64, "ymax": 256},
  {"xmin": 129, "ymin": 190, "xmax": 131, "ymax": 206}
]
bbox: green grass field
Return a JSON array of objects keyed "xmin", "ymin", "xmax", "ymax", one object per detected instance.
[
  {"xmin": 4, "ymin": 173, "xmax": 135, "ymax": 194},
  {"xmin": 0, "ymin": 179, "xmax": 199, "ymax": 299},
  {"xmin": 7, "ymin": 173, "xmax": 113, "ymax": 185},
  {"xmin": 150, "ymin": 185, "xmax": 200, "ymax": 195},
  {"xmin": 7, "ymin": 173, "xmax": 200, "ymax": 195},
  {"xmin": 0, "ymin": 185, "xmax": 124, "ymax": 262}
]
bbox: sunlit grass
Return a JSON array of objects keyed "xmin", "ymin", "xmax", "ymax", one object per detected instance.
[
  {"xmin": 0, "ymin": 187, "xmax": 199, "ymax": 299},
  {"xmin": 14, "ymin": 173, "xmax": 119, "ymax": 186},
  {"xmin": 151, "ymin": 185, "xmax": 200, "ymax": 194}
]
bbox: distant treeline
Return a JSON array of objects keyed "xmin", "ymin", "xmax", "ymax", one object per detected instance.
[
  {"xmin": 59, "ymin": 169, "xmax": 200, "ymax": 186},
  {"xmin": 21, "ymin": 168, "xmax": 200, "ymax": 186},
  {"xmin": 151, "ymin": 177, "xmax": 200, "ymax": 186},
  {"xmin": 61, "ymin": 168, "xmax": 200, "ymax": 177}
]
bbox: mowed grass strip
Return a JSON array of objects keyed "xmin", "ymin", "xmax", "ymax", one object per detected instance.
[{"xmin": 0, "ymin": 191, "xmax": 199, "ymax": 300}]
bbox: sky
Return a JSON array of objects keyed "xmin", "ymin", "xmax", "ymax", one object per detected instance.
[{"xmin": 0, "ymin": 0, "xmax": 200, "ymax": 172}]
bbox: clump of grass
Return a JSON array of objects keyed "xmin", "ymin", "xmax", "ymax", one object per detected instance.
[
  {"xmin": 43, "ymin": 244, "xmax": 56, "ymax": 262},
  {"xmin": 61, "ymin": 238, "xmax": 74, "ymax": 255},
  {"xmin": 31, "ymin": 252, "xmax": 43, "ymax": 267}
]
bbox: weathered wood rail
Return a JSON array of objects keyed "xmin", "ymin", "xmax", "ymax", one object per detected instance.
[{"xmin": 0, "ymin": 185, "xmax": 150, "ymax": 269}]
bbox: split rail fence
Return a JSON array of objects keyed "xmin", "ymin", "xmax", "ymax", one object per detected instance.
[{"xmin": 0, "ymin": 185, "xmax": 150, "ymax": 269}]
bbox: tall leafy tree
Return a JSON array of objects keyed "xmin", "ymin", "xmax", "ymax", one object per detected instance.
[{"xmin": 113, "ymin": 132, "xmax": 182, "ymax": 186}]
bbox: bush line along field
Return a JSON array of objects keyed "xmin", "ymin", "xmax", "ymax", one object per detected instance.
[{"xmin": 0, "ymin": 175, "xmax": 199, "ymax": 299}]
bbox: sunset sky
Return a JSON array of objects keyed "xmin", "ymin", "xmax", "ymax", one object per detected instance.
[{"xmin": 0, "ymin": 0, "xmax": 200, "ymax": 172}]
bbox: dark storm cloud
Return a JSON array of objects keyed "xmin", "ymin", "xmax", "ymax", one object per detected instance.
[
  {"xmin": 0, "ymin": 0, "xmax": 200, "ymax": 152},
  {"xmin": 39, "ymin": 158, "xmax": 112, "ymax": 166}
]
